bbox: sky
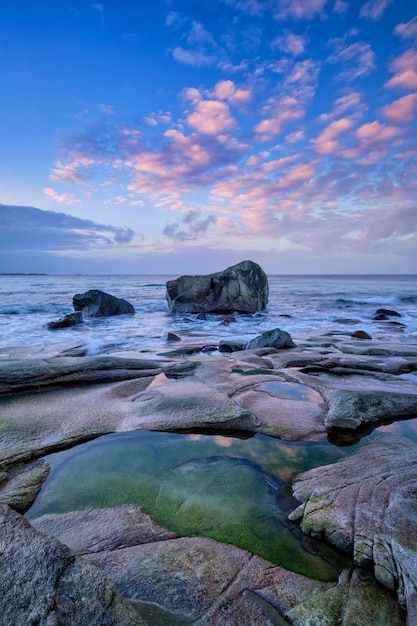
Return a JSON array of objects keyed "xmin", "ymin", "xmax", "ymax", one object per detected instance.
[{"xmin": 0, "ymin": 0, "xmax": 416, "ymax": 275}]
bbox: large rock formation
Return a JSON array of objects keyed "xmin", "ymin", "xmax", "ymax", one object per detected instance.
[
  {"xmin": 73, "ymin": 289, "xmax": 135, "ymax": 317},
  {"xmin": 166, "ymin": 260, "xmax": 269, "ymax": 314},
  {"xmin": 289, "ymin": 435, "xmax": 417, "ymax": 621}
]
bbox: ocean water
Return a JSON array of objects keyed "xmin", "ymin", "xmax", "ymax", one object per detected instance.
[{"xmin": 0, "ymin": 274, "xmax": 416, "ymax": 355}]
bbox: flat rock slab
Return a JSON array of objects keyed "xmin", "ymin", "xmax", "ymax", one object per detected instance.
[
  {"xmin": 289, "ymin": 434, "xmax": 417, "ymax": 621},
  {"xmin": 0, "ymin": 504, "xmax": 144, "ymax": 625},
  {"xmin": 31, "ymin": 506, "xmax": 405, "ymax": 626}
]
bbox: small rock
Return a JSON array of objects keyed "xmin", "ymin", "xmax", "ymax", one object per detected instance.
[
  {"xmin": 220, "ymin": 316, "xmax": 237, "ymax": 326},
  {"xmin": 167, "ymin": 332, "xmax": 181, "ymax": 342},
  {"xmin": 351, "ymin": 330, "xmax": 372, "ymax": 340},
  {"xmin": 47, "ymin": 312, "xmax": 83, "ymax": 329},
  {"xmin": 245, "ymin": 328, "xmax": 296, "ymax": 351},
  {"xmin": 219, "ymin": 340, "xmax": 246, "ymax": 353},
  {"xmin": 375, "ymin": 308, "xmax": 401, "ymax": 317}
]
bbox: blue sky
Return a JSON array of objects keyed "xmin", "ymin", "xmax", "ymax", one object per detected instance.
[{"xmin": 1, "ymin": 0, "xmax": 416, "ymax": 274}]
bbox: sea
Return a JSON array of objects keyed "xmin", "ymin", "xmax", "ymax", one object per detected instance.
[{"xmin": 0, "ymin": 274, "xmax": 416, "ymax": 356}]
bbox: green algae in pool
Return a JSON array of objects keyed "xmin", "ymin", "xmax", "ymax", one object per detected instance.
[{"xmin": 26, "ymin": 430, "xmax": 352, "ymax": 582}]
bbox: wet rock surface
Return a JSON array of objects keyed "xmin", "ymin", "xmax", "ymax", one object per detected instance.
[{"xmin": 0, "ymin": 332, "xmax": 416, "ymax": 624}]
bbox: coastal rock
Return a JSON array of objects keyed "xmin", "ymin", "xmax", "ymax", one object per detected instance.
[
  {"xmin": 351, "ymin": 330, "xmax": 372, "ymax": 339},
  {"xmin": 289, "ymin": 435, "xmax": 417, "ymax": 620},
  {"xmin": 0, "ymin": 459, "xmax": 50, "ymax": 513},
  {"xmin": 375, "ymin": 308, "xmax": 401, "ymax": 318},
  {"xmin": 73, "ymin": 289, "xmax": 135, "ymax": 317},
  {"xmin": 0, "ymin": 355, "xmax": 164, "ymax": 394},
  {"xmin": 31, "ymin": 507, "xmax": 405, "ymax": 626},
  {"xmin": 0, "ymin": 504, "xmax": 144, "ymax": 625},
  {"xmin": 47, "ymin": 311, "xmax": 83, "ymax": 329},
  {"xmin": 166, "ymin": 260, "xmax": 269, "ymax": 314},
  {"xmin": 245, "ymin": 327, "xmax": 296, "ymax": 351}
]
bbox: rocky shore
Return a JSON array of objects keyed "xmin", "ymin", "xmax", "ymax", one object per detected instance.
[{"xmin": 1, "ymin": 328, "xmax": 416, "ymax": 625}]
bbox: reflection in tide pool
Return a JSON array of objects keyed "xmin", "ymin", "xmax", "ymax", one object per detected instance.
[{"xmin": 26, "ymin": 430, "xmax": 354, "ymax": 582}]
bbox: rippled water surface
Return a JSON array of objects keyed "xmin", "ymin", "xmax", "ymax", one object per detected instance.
[{"xmin": 1, "ymin": 274, "xmax": 416, "ymax": 354}]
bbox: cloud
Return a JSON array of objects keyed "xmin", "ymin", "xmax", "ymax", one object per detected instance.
[
  {"xmin": 98, "ymin": 103, "xmax": 115, "ymax": 115},
  {"xmin": 385, "ymin": 50, "xmax": 417, "ymax": 91},
  {"xmin": 172, "ymin": 46, "xmax": 215, "ymax": 67},
  {"xmin": 49, "ymin": 158, "xmax": 95, "ymax": 184},
  {"xmin": 43, "ymin": 187, "xmax": 81, "ymax": 204},
  {"xmin": 394, "ymin": 16, "xmax": 417, "ymax": 41},
  {"xmin": 312, "ymin": 117, "xmax": 356, "ymax": 154},
  {"xmin": 163, "ymin": 211, "xmax": 217, "ymax": 241},
  {"xmin": 318, "ymin": 91, "xmax": 367, "ymax": 121},
  {"xmin": 359, "ymin": 0, "xmax": 394, "ymax": 20},
  {"xmin": 254, "ymin": 96, "xmax": 305, "ymax": 140},
  {"xmin": 186, "ymin": 99, "xmax": 236, "ymax": 135},
  {"xmin": 171, "ymin": 21, "xmax": 220, "ymax": 68},
  {"xmin": 382, "ymin": 93, "xmax": 417, "ymax": 124},
  {"xmin": 272, "ymin": 0, "xmax": 328, "ymax": 20},
  {"xmin": 212, "ymin": 80, "xmax": 252, "ymax": 106},
  {"xmin": 327, "ymin": 38, "xmax": 376, "ymax": 80},
  {"xmin": 271, "ymin": 31, "xmax": 309, "ymax": 56},
  {"xmin": 0, "ymin": 204, "xmax": 135, "ymax": 252},
  {"xmin": 333, "ymin": 0, "xmax": 348, "ymax": 14}
]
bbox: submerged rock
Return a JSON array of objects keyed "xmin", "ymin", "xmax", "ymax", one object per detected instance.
[
  {"xmin": 73, "ymin": 289, "xmax": 135, "ymax": 317},
  {"xmin": 166, "ymin": 260, "xmax": 269, "ymax": 314}
]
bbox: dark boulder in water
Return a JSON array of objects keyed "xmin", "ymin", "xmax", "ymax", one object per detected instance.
[
  {"xmin": 73, "ymin": 290, "xmax": 135, "ymax": 318},
  {"xmin": 166, "ymin": 260, "xmax": 269, "ymax": 314},
  {"xmin": 351, "ymin": 330, "xmax": 372, "ymax": 340},
  {"xmin": 47, "ymin": 311, "xmax": 83, "ymax": 329},
  {"xmin": 375, "ymin": 308, "xmax": 401, "ymax": 318}
]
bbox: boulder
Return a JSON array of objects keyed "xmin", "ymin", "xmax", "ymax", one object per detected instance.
[
  {"xmin": 73, "ymin": 289, "xmax": 135, "ymax": 317},
  {"xmin": 47, "ymin": 311, "xmax": 83, "ymax": 329},
  {"xmin": 0, "ymin": 504, "xmax": 144, "ymax": 625},
  {"xmin": 166, "ymin": 260, "xmax": 269, "ymax": 314},
  {"xmin": 245, "ymin": 328, "xmax": 296, "ymax": 351},
  {"xmin": 289, "ymin": 435, "xmax": 417, "ymax": 620}
]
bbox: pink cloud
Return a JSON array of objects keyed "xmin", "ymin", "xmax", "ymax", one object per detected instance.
[
  {"xmin": 312, "ymin": 117, "xmax": 356, "ymax": 154},
  {"xmin": 286, "ymin": 130, "xmax": 305, "ymax": 143},
  {"xmin": 359, "ymin": 0, "xmax": 394, "ymax": 20},
  {"xmin": 271, "ymin": 32, "xmax": 309, "ymax": 56},
  {"xmin": 394, "ymin": 16, "xmax": 417, "ymax": 41},
  {"xmin": 385, "ymin": 49, "xmax": 417, "ymax": 91},
  {"xmin": 212, "ymin": 80, "xmax": 252, "ymax": 106},
  {"xmin": 319, "ymin": 91, "xmax": 367, "ymax": 122},
  {"xmin": 356, "ymin": 120, "xmax": 404, "ymax": 144},
  {"xmin": 43, "ymin": 187, "xmax": 80, "ymax": 204},
  {"xmin": 49, "ymin": 158, "xmax": 95, "ymax": 184},
  {"xmin": 186, "ymin": 99, "xmax": 236, "ymax": 135},
  {"xmin": 272, "ymin": 0, "xmax": 328, "ymax": 20},
  {"xmin": 254, "ymin": 96, "xmax": 304, "ymax": 140},
  {"xmin": 382, "ymin": 93, "xmax": 417, "ymax": 124},
  {"xmin": 327, "ymin": 39, "xmax": 375, "ymax": 80}
]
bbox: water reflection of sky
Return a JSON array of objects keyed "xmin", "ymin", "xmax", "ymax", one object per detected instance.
[{"xmin": 25, "ymin": 415, "xmax": 417, "ymax": 583}]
